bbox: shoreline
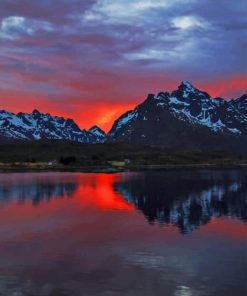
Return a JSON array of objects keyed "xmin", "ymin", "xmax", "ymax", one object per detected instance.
[{"xmin": 0, "ymin": 163, "xmax": 247, "ymax": 173}]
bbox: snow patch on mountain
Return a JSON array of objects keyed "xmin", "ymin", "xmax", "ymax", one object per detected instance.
[
  {"xmin": 89, "ymin": 126, "xmax": 106, "ymax": 141},
  {"xmin": 115, "ymin": 111, "xmax": 138, "ymax": 130},
  {"xmin": 109, "ymin": 81, "xmax": 247, "ymax": 140},
  {"xmin": 0, "ymin": 110, "xmax": 106, "ymax": 143},
  {"xmin": 1, "ymin": 81, "xmax": 246, "ymax": 144},
  {"xmin": 168, "ymin": 97, "xmax": 190, "ymax": 106}
]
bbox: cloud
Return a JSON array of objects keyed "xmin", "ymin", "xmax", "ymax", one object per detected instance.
[
  {"xmin": 83, "ymin": 0, "xmax": 167, "ymax": 22},
  {"xmin": 124, "ymin": 49, "xmax": 167, "ymax": 61},
  {"xmin": 0, "ymin": 0, "xmax": 246, "ymax": 130},
  {"xmin": 172, "ymin": 16, "xmax": 207, "ymax": 30},
  {"xmin": 82, "ymin": 0, "xmax": 196, "ymax": 24},
  {"xmin": 0, "ymin": 15, "xmax": 53, "ymax": 39}
]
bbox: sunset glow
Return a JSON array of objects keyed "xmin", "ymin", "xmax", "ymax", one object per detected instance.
[
  {"xmin": 0, "ymin": 1, "xmax": 246, "ymax": 131},
  {"xmin": 0, "ymin": 2, "xmax": 246, "ymax": 295}
]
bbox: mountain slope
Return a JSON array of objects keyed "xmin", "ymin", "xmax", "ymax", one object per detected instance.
[
  {"xmin": 0, "ymin": 81, "xmax": 246, "ymax": 150},
  {"xmin": 108, "ymin": 81, "xmax": 247, "ymax": 151},
  {"xmin": 0, "ymin": 109, "xmax": 104, "ymax": 143},
  {"xmin": 89, "ymin": 125, "xmax": 106, "ymax": 140}
]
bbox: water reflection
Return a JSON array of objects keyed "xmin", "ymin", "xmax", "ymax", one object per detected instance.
[
  {"xmin": 0, "ymin": 173, "xmax": 78, "ymax": 205},
  {"xmin": 0, "ymin": 170, "xmax": 246, "ymax": 296},
  {"xmin": 0, "ymin": 170, "xmax": 247, "ymax": 234},
  {"xmin": 116, "ymin": 170, "xmax": 247, "ymax": 233}
]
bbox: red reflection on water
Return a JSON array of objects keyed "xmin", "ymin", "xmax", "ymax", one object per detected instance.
[
  {"xmin": 199, "ymin": 217, "xmax": 247, "ymax": 240},
  {"xmin": 75, "ymin": 173, "xmax": 134, "ymax": 211},
  {"xmin": 0, "ymin": 173, "xmax": 246, "ymax": 241},
  {"xmin": 0, "ymin": 173, "xmax": 133, "ymax": 223}
]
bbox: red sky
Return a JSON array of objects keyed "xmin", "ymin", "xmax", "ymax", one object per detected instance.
[
  {"xmin": 0, "ymin": 0, "xmax": 246, "ymax": 132},
  {"xmin": 1, "ymin": 75, "xmax": 246, "ymax": 132}
]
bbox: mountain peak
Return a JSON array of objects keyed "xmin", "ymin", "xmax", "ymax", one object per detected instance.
[
  {"xmin": 180, "ymin": 80, "xmax": 196, "ymax": 92},
  {"xmin": 0, "ymin": 109, "xmax": 106, "ymax": 143},
  {"xmin": 172, "ymin": 80, "xmax": 211, "ymax": 100},
  {"xmin": 237, "ymin": 94, "xmax": 247, "ymax": 102},
  {"xmin": 32, "ymin": 109, "xmax": 41, "ymax": 115},
  {"xmin": 89, "ymin": 125, "xmax": 106, "ymax": 138}
]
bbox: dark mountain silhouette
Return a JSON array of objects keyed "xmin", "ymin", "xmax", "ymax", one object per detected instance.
[
  {"xmin": 0, "ymin": 81, "xmax": 246, "ymax": 151},
  {"xmin": 108, "ymin": 81, "xmax": 247, "ymax": 152}
]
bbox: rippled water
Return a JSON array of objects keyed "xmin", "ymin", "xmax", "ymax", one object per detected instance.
[{"xmin": 0, "ymin": 170, "xmax": 246, "ymax": 296}]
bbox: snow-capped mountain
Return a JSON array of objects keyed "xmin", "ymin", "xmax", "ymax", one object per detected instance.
[
  {"xmin": 108, "ymin": 81, "xmax": 247, "ymax": 150},
  {"xmin": 89, "ymin": 125, "xmax": 106, "ymax": 140},
  {"xmin": 0, "ymin": 109, "xmax": 104, "ymax": 143},
  {"xmin": 0, "ymin": 81, "xmax": 246, "ymax": 149}
]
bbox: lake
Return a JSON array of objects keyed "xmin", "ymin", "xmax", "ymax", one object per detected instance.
[{"xmin": 0, "ymin": 170, "xmax": 246, "ymax": 296}]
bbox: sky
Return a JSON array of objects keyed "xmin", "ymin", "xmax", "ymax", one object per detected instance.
[{"xmin": 0, "ymin": 0, "xmax": 246, "ymax": 131}]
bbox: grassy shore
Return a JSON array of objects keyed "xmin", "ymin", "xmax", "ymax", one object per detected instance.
[
  {"xmin": 0, "ymin": 140, "xmax": 246, "ymax": 172},
  {"xmin": 1, "ymin": 164, "xmax": 247, "ymax": 174}
]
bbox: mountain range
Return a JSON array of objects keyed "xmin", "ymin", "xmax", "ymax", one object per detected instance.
[
  {"xmin": 1, "ymin": 81, "xmax": 246, "ymax": 152},
  {"xmin": 0, "ymin": 109, "xmax": 105, "ymax": 143}
]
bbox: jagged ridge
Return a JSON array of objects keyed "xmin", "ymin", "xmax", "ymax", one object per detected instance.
[
  {"xmin": 0, "ymin": 81, "xmax": 246, "ymax": 148},
  {"xmin": 108, "ymin": 81, "xmax": 247, "ymax": 150},
  {"xmin": 0, "ymin": 109, "xmax": 103, "ymax": 143}
]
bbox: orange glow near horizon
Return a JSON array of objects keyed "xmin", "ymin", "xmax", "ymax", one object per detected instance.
[
  {"xmin": 198, "ymin": 75, "xmax": 247, "ymax": 98},
  {"xmin": 0, "ymin": 75, "xmax": 246, "ymax": 131},
  {"xmin": 0, "ymin": 90, "xmax": 136, "ymax": 131}
]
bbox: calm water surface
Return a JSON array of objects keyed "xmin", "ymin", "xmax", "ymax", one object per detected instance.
[{"xmin": 0, "ymin": 170, "xmax": 246, "ymax": 296}]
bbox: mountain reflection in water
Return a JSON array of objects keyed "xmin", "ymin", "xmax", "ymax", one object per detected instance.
[
  {"xmin": 0, "ymin": 170, "xmax": 246, "ymax": 296},
  {"xmin": 0, "ymin": 170, "xmax": 246, "ymax": 234},
  {"xmin": 0, "ymin": 174, "xmax": 77, "ymax": 205},
  {"xmin": 115, "ymin": 170, "xmax": 247, "ymax": 233}
]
